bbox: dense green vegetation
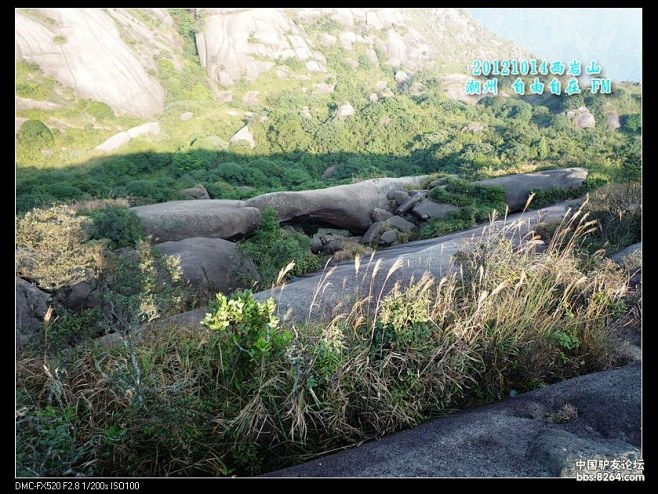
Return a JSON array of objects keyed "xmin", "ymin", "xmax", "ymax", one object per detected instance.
[
  {"xmin": 238, "ymin": 208, "xmax": 321, "ymax": 289},
  {"xmin": 16, "ymin": 205, "xmax": 195, "ymax": 349},
  {"xmin": 420, "ymin": 177, "xmax": 508, "ymax": 238}
]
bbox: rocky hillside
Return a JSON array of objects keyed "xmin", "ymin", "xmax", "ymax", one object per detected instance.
[
  {"xmin": 15, "ymin": 8, "xmax": 176, "ymax": 118},
  {"xmin": 15, "ymin": 8, "xmax": 641, "ymax": 223},
  {"xmin": 16, "ymin": 8, "xmax": 527, "ymax": 118}
]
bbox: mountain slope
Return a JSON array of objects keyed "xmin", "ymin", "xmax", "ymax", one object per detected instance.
[{"xmin": 16, "ymin": 7, "xmax": 530, "ymax": 118}]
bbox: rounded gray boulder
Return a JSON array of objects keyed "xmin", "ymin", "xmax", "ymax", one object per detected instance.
[
  {"xmin": 246, "ymin": 177, "xmax": 425, "ymax": 234},
  {"xmin": 474, "ymin": 168, "xmax": 588, "ymax": 213},
  {"xmin": 155, "ymin": 237, "xmax": 259, "ymax": 300},
  {"xmin": 132, "ymin": 200, "xmax": 261, "ymax": 243}
]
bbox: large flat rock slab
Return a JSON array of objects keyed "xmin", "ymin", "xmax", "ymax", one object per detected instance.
[
  {"xmin": 475, "ymin": 168, "xmax": 588, "ymax": 212},
  {"xmin": 246, "ymin": 176, "xmax": 425, "ymax": 234},
  {"xmin": 132, "ymin": 200, "xmax": 261, "ymax": 243}
]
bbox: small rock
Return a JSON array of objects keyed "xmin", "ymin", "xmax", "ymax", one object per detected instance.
[
  {"xmin": 461, "ymin": 122, "xmax": 485, "ymax": 133},
  {"xmin": 229, "ymin": 125, "xmax": 256, "ymax": 149},
  {"xmin": 155, "ymin": 237, "xmax": 258, "ymax": 300},
  {"xmin": 322, "ymin": 165, "xmax": 337, "ymax": 179},
  {"xmin": 361, "ymin": 221, "xmax": 385, "ymax": 244},
  {"xmin": 315, "ymin": 83, "xmax": 335, "ymax": 94},
  {"xmin": 609, "ymin": 242, "xmax": 641, "ymax": 266},
  {"xmin": 384, "ymin": 216, "xmax": 416, "ymax": 233},
  {"xmin": 395, "ymin": 70, "xmax": 409, "ymax": 83},
  {"xmin": 16, "ymin": 277, "xmax": 52, "ymax": 352},
  {"xmin": 428, "ymin": 177, "xmax": 448, "ymax": 188},
  {"xmin": 336, "ymin": 102, "xmax": 355, "ymax": 119},
  {"xmin": 567, "ymin": 107, "xmax": 596, "ymax": 129},
  {"xmin": 379, "ymin": 229, "xmax": 400, "ymax": 245},
  {"xmin": 411, "ymin": 200, "xmax": 460, "ymax": 220},
  {"xmin": 395, "ymin": 193, "xmax": 426, "ymax": 215},
  {"xmin": 575, "ymin": 112, "xmax": 596, "ymax": 129},
  {"xmin": 369, "ymin": 93, "xmax": 379, "ymax": 103},
  {"xmin": 323, "ymin": 239, "xmax": 344, "ymax": 254},
  {"xmin": 310, "ymin": 236, "xmax": 323, "ymax": 253},
  {"xmin": 370, "ymin": 208, "xmax": 393, "ymax": 222},
  {"xmin": 55, "ymin": 279, "xmax": 105, "ymax": 314},
  {"xmin": 317, "ymin": 228, "xmax": 350, "ymax": 238},
  {"xmin": 607, "ymin": 111, "xmax": 621, "ymax": 131},
  {"xmin": 318, "ymin": 33, "xmax": 337, "ymax": 47},
  {"xmin": 306, "ymin": 60, "xmax": 324, "ymax": 73},
  {"xmin": 242, "ymin": 91, "xmax": 260, "ymax": 106},
  {"xmin": 180, "ymin": 186, "xmax": 210, "ymax": 200},
  {"xmin": 218, "ymin": 91, "xmax": 233, "ymax": 103},
  {"xmin": 180, "ymin": 112, "xmax": 193, "ymax": 121},
  {"xmin": 387, "ymin": 190, "xmax": 409, "ymax": 205}
]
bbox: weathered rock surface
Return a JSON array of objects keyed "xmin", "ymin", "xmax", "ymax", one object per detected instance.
[
  {"xmin": 394, "ymin": 70, "xmax": 409, "ymax": 83},
  {"xmin": 361, "ymin": 221, "xmax": 386, "ymax": 245},
  {"xmin": 245, "ymin": 176, "xmax": 425, "ymax": 234},
  {"xmin": 15, "ymin": 8, "xmax": 168, "ymax": 118},
  {"xmin": 229, "ymin": 125, "xmax": 256, "ymax": 149},
  {"xmin": 384, "ymin": 215, "xmax": 416, "ymax": 233},
  {"xmin": 567, "ymin": 107, "xmax": 596, "ymax": 129},
  {"xmin": 132, "ymin": 200, "xmax": 261, "ymax": 243},
  {"xmin": 607, "ymin": 111, "xmax": 621, "ymax": 131},
  {"xmin": 370, "ymin": 208, "xmax": 393, "ymax": 222},
  {"xmin": 16, "ymin": 8, "xmax": 529, "ymax": 111},
  {"xmin": 55, "ymin": 279, "xmax": 105, "ymax": 314},
  {"xmin": 411, "ymin": 199, "xmax": 460, "ymax": 220},
  {"xmin": 155, "ymin": 237, "xmax": 258, "ymax": 299},
  {"xmin": 336, "ymin": 102, "xmax": 355, "ymax": 119},
  {"xmin": 196, "ymin": 8, "xmax": 326, "ymax": 86},
  {"xmin": 395, "ymin": 191, "xmax": 427, "ymax": 215},
  {"xmin": 266, "ymin": 362, "xmax": 641, "ymax": 477},
  {"xmin": 95, "ymin": 122, "xmax": 161, "ymax": 152},
  {"xmin": 310, "ymin": 229, "xmax": 354, "ymax": 254},
  {"xmin": 474, "ymin": 168, "xmax": 588, "ymax": 213},
  {"xmin": 16, "ymin": 277, "xmax": 51, "ymax": 351},
  {"xmin": 609, "ymin": 242, "xmax": 641, "ymax": 266},
  {"xmin": 379, "ymin": 229, "xmax": 399, "ymax": 245},
  {"xmin": 15, "ymin": 97, "xmax": 61, "ymax": 110},
  {"xmin": 387, "ymin": 190, "xmax": 409, "ymax": 206},
  {"xmin": 180, "ymin": 186, "xmax": 210, "ymax": 200}
]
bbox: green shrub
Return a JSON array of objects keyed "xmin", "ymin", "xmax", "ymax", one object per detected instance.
[
  {"xmin": 239, "ymin": 208, "xmax": 320, "ymax": 287},
  {"xmin": 623, "ymin": 114, "xmax": 641, "ymax": 134},
  {"xmin": 17, "ymin": 119, "xmax": 53, "ymax": 149},
  {"xmin": 202, "ymin": 290, "xmax": 290, "ymax": 369},
  {"xmin": 16, "ymin": 192, "xmax": 55, "ymax": 213},
  {"xmin": 81, "ymin": 100, "xmax": 114, "ymax": 120},
  {"xmin": 419, "ymin": 208, "xmax": 477, "ymax": 239},
  {"xmin": 421, "ymin": 178, "xmax": 507, "ymax": 238},
  {"xmin": 103, "ymin": 240, "xmax": 190, "ymax": 328},
  {"xmin": 89, "ymin": 207, "xmax": 144, "ymax": 249},
  {"xmin": 42, "ymin": 183, "xmax": 85, "ymax": 201}
]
